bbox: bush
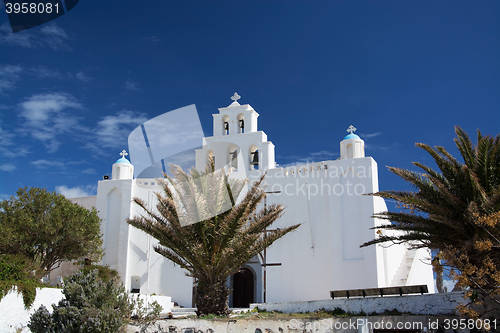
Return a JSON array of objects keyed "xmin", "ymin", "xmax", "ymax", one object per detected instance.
[
  {"xmin": 0, "ymin": 254, "xmax": 43, "ymax": 309},
  {"xmin": 28, "ymin": 269, "xmax": 134, "ymax": 333},
  {"xmin": 131, "ymin": 294, "xmax": 163, "ymax": 324},
  {"xmin": 79, "ymin": 264, "xmax": 119, "ymax": 283}
]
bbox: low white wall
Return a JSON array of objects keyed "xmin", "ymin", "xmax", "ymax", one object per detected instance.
[
  {"xmin": 0, "ymin": 287, "xmax": 64, "ymax": 333},
  {"xmin": 250, "ymin": 292, "xmax": 466, "ymax": 316},
  {"xmin": 133, "ymin": 294, "xmax": 173, "ymax": 315},
  {"xmin": 0, "ymin": 288, "xmax": 172, "ymax": 333}
]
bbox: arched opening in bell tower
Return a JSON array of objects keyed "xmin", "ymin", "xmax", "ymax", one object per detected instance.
[
  {"xmin": 237, "ymin": 113, "xmax": 245, "ymax": 134},
  {"xmin": 228, "ymin": 144, "xmax": 239, "ymax": 170},
  {"xmin": 222, "ymin": 115, "xmax": 229, "ymax": 135},
  {"xmin": 249, "ymin": 145, "xmax": 259, "ymax": 170}
]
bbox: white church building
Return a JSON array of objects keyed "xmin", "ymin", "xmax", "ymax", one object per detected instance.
[{"xmin": 70, "ymin": 94, "xmax": 435, "ymax": 308}]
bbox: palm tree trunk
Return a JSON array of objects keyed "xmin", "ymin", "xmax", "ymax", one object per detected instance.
[
  {"xmin": 194, "ymin": 280, "xmax": 231, "ymax": 316},
  {"xmin": 435, "ymin": 270, "xmax": 444, "ymax": 293}
]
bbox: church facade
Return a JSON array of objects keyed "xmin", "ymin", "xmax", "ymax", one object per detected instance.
[{"xmin": 72, "ymin": 95, "xmax": 435, "ymax": 308}]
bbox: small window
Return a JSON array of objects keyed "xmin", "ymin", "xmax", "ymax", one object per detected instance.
[
  {"xmin": 131, "ymin": 276, "xmax": 140, "ymax": 294},
  {"xmin": 151, "ymin": 182, "xmax": 155, "ymax": 185},
  {"xmin": 347, "ymin": 144, "xmax": 353, "ymax": 158},
  {"xmin": 145, "ymin": 182, "xmax": 148, "ymax": 185}
]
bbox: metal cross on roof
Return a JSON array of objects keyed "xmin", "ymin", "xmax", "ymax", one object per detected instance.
[
  {"xmin": 120, "ymin": 150, "xmax": 128, "ymax": 158},
  {"xmin": 347, "ymin": 125, "xmax": 357, "ymax": 134},
  {"xmin": 231, "ymin": 92, "xmax": 241, "ymax": 102}
]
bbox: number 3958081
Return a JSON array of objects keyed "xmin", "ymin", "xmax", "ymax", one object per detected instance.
[{"xmin": 5, "ymin": 2, "xmax": 60, "ymax": 14}]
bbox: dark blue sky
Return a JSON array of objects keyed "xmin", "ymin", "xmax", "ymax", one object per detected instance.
[{"xmin": 1, "ymin": 1, "xmax": 499, "ymax": 201}]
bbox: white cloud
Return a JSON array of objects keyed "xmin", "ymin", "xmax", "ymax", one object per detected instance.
[
  {"xmin": 364, "ymin": 143, "xmax": 392, "ymax": 151},
  {"xmin": 0, "ymin": 193, "xmax": 12, "ymax": 201},
  {"xmin": 143, "ymin": 36, "xmax": 161, "ymax": 43},
  {"xmin": 56, "ymin": 185, "xmax": 96, "ymax": 198},
  {"xmin": 360, "ymin": 132, "xmax": 382, "ymax": 139},
  {"xmin": 19, "ymin": 93, "xmax": 84, "ymax": 152},
  {"xmin": 91, "ymin": 110, "xmax": 147, "ymax": 149},
  {"xmin": 14, "ymin": 93, "xmax": 145, "ymax": 154},
  {"xmin": 0, "ymin": 123, "xmax": 15, "ymax": 147},
  {"xmin": 0, "ymin": 123, "xmax": 31, "ymax": 158},
  {"xmin": 0, "ymin": 64, "xmax": 23, "ymax": 94},
  {"xmin": 81, "ymin": 168, "xmax": 96, "ymax": 174},
  {"xmin": 0, "ymin": 23, "xmax": 70, "ymax": 50},
  {"xmin": 31, "ymin": 159, "xmax": 67, "ymax": 168},
  {"xmin": 0, "ymin": 23, "xmax": 32, "ymax": 48},
  {"xmin": 30, "ymin": 66, "xmax": 62, "ymax": 79},
  {"xmin": 309, "ymin": 150, "xmax": 338, "ymax": 157},
  {"xmin": 76, "ymin": 71, "xmax": 91, "ymax": 82},
  {"xmin": 125, "ymin": 80, "xmax": 140, "ymax": 91},
  {"xmin": 0, "ymin": 163, "xmax": 15, "ymax": 171},
  {"xmin": 31, "ymin": 159, "xmax": 81, "ymax": 170},
  {"xmin": 0, "ymin": 146, "xmax": 30, "ymax": 158}
]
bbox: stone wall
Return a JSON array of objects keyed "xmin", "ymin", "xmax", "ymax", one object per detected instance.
[{"xmin": 128, "ymin": 315, "xmax": 470, "ymax": 333}]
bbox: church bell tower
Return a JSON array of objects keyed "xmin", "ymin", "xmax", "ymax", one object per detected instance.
[{"xmin": 195, "ymin": 93, "xmax": 276, "ymax": 174}]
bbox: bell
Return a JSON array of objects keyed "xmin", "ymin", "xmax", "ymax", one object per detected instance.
[
  {"xmin": 250, "ymin": 151, "xmax": 259, "ymax": 165},
  {"xmin": 239, "ymin": 119, "xmax": 244, "ymax": 129},
  {"xmin": 230, "ymin": 150, "xmax": 237, "ymax": 160},
  {"xmin": 224, "ymin": 122, "xmax": 229, "ymax": 130},
  {"xmin": 230, "ymin": 150, "xmax": 238, "ymax": 168}
]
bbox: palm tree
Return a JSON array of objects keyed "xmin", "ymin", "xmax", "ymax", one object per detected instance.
[
  {"xmin": 361, "ymin": 126, "xmax": 500, "ymax": 316},
  {"xmin": 127, "ymin": 159, "xmax": 300, "ymax": 316}
]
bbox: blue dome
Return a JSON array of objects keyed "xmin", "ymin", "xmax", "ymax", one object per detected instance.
[
  {"xmin": 115, "ymin": 157, "xmax": 131, "ymax": 164},
  {"xmin": 343, "ymin": 133, "xmax": 361, "ymax": 140}
]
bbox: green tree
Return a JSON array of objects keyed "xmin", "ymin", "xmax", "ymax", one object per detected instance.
[
  {"xmin": 127, "ymin": 161, "xmax": 300, "ymax": 316},
  {"xmin": 0, "ymin": 187, "xmax": 103, "ymax": 275},
  {"xmin": 361, "ymin": 126, "xmax": 500, "ymax": 319}
]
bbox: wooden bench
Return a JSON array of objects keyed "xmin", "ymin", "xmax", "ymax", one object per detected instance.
[{"xmin": 330, "ymin": 285, "xmax": 428, "ymax": 299}]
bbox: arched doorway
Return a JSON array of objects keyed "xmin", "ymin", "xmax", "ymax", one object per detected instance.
[{"xmin": 232, "ymin": 267, "xmax": 254, "ymax": 308}]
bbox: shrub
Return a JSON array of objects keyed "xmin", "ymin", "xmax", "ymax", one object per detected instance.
[
  {"xmin": 28, "ymin": 269, "xmax": 134, "ymax": 333},
  {"xmin": 0, "ymin": 254, "xmax": 43, "ymax": 309},
  {"xmin": 131, "ymin": 294, "xmax": 163, "ymax": 324}
]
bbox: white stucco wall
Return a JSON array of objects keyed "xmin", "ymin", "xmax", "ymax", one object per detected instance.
[
  {"xmin": 0, "ymin": 287, "xmax": 64, "ymax": 333},
  {"xmin": 95, "ymin": 157, "xmax": 435, "ymax": 307},
  {"xmin": 68, "ymin": 195, "xmax": 97, "ymax": 210},
  {"xmin": 93, "ymin": 101, "xmax": 436, "ymax": 308}
]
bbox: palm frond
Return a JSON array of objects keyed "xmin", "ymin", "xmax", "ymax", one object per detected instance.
[{"xmin": 127, "ymin": 161, "xmax": 299, "ymax": 315}]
